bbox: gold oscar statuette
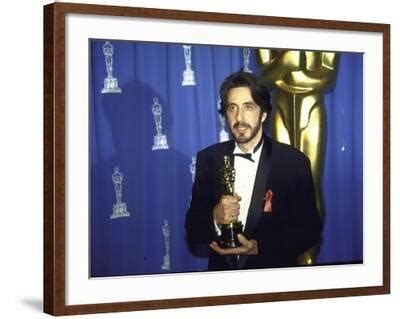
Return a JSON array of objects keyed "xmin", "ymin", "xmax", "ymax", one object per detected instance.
[
  {"xmin": 218, "ymin": 156, "xmax": 243, "ymax": 248},
  {"xmin": 257, "ymin": 49, "xmax": 339, "ymax": 265}
]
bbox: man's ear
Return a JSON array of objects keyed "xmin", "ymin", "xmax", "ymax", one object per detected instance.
[{"xmin": 261, "ymin": 112, "xmax": 267, "ymax": 123}]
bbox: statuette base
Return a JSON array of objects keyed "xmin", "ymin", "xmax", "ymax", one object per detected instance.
[
  {"xmin": 219, "ymin": 221, "xmax": 244, "ymax": 248},
  {"xmin": 110, "ymin": 203, "xmax": 130, "ymax": 219},
  {"xmin": 152, "ymin": 135, "xmax": 169, "ymax": 150},
  {"xmin": 102, "ymin": 77, "xmax": 122, "ymax": 94},
  {"xmin": 182, "ymin": 69, "xmax": 196, "ymax": 86}
]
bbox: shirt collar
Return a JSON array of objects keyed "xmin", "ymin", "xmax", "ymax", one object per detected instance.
[{"xmin": 233, "ymin": 135, "xmax": 264, "ymax": 155}]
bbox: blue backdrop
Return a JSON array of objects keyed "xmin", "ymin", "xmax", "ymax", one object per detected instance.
[{"xmin": 89, "ymin": 39, "xmax": 363, "ymax": 277}]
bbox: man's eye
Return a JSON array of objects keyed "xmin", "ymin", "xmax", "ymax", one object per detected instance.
[
  {"xmin": 228, "ymin": 105, "xmax": 236, "ymax": 111},
  {"xmin": 245, "ymin": 104, "xmax": 255, "ymax": 110}
]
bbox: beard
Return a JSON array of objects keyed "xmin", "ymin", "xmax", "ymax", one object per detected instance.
[{"xmin": 231, "ymin": 116, "xmax": 263, "ymax": 145}]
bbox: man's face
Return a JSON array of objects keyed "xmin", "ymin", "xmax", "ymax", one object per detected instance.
[{"xmin": 225, "ymin": 87, "xmax": 267, "ymax": 147}]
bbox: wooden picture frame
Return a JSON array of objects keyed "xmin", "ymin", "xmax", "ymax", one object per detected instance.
[{"xmin": 44, "ymin": 2, "xmax": 390, "ymax": 315}]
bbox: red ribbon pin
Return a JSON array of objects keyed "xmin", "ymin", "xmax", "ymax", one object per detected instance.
[{"xmin": 263, "ymin": 190, "xmax": 273, "ymax": 213}]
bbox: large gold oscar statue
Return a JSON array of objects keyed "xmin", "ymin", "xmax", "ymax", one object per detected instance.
[{"xmin": 257, "ymin": 49, "xmax": 339, "ymax": 265}]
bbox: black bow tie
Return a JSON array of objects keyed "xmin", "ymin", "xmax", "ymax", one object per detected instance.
[
  {"xmin": 233, "ymin": 153, "xmax": 254, "ymax": 162},
  {"xmin": 232, "ymin": 137, "xmax": 263, "ymax": 163}
]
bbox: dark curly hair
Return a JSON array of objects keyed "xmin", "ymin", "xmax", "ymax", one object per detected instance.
[{"xmin": 219, "ymin": 71, "xmax": 272, "ymax": 118}]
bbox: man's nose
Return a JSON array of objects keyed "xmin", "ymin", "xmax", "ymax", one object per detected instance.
[{"xmin": 235, "ymin": 107, "xmax": 244, "ymax": 122}]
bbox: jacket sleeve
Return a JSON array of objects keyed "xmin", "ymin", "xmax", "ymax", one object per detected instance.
[{"xmin": 185, "ymin": 151, "xmax": 219, "ymax": 245}]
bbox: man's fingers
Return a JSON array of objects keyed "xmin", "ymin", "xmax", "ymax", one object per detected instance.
[
  {"xmin": 224, "ymin": 208, "xmax": 240, "ymax": 216},
  {"xmin": 222, "ymin": 203, "xmax": 240, "ymax": 211},
  {"xmin": 237, "ymin": 234, "xmax": 252, "ymax": 248},
  {"xmin": 221, "ymin": 201, "xmax": 240, "ymax": 222},
  {"xmin": 209, "ymin": 241, "xmax": 249, "ymax": 255},
  {"xmin": 222, "ymin": 195, "xmax": 241, "ymax": 204},
  {"xmin": 210, "ymin": 242, "xmax": 235, "ymax": 255},
  {"xmin": 237, "ymin": 235, "xmax": 258, "ymax": 255},
  {"xmin": 210, "ymin": 236, "xmax": 258, "ymax": 256},
  {"xmin": 210, "ymin": 242, "xmax": 230, "ymax": 255},
  {"xmin": 214, "ymin": 197, "xmax": 240, "ymax": 224},
  {"xmin": 223, "ymin": 199, "xmax": 239, "ymax": 206}
]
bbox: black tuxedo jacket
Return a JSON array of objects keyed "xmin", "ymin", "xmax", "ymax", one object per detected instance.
[{"xmin": 185, "ymin": 136, "xmax": 323, "ymax": 271}]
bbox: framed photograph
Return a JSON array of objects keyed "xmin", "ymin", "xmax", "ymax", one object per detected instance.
[{"xmin": 43, "ymin": 2, "xmax": 390, "ymax": 315}]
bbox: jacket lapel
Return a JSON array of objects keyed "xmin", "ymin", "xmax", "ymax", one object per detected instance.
[
  {"xmin": 243, "ymin": 136, "xmax": 272, "ymax": 238},
  {"xmin": 238, "ymin": 137, "xmax": 272, "ymax": 269}
]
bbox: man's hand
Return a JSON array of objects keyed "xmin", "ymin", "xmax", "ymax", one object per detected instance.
[
  {"xmin": 210, "ymin": 234, "xmax": 258, "ymax": 255},
  {"xmin": 213, "ymin": 193, "xmax": 241, "ymax": 224}
]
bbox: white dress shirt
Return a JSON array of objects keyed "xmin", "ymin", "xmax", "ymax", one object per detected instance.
[
  {"xmin": 232, "ymin": 139, "xmax": 263, "ymax": 231},
  {"xmin": 214, "ymin": 139, "xmax": 264, "ymax": 235}
]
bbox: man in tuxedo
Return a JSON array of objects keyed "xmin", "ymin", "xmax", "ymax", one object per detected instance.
[{"xmin": 185, "ymin": 71, "xmax": 323, "ymax": 271}]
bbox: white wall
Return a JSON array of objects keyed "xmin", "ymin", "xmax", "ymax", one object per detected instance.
[{"xmin": 0, "ymin": 0, "xmax": 397, "ymax": 318}]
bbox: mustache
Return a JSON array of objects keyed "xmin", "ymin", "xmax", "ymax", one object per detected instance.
[{"xmin": 233, "ymin": 121, "xmax": 251, "ymax": 129}]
